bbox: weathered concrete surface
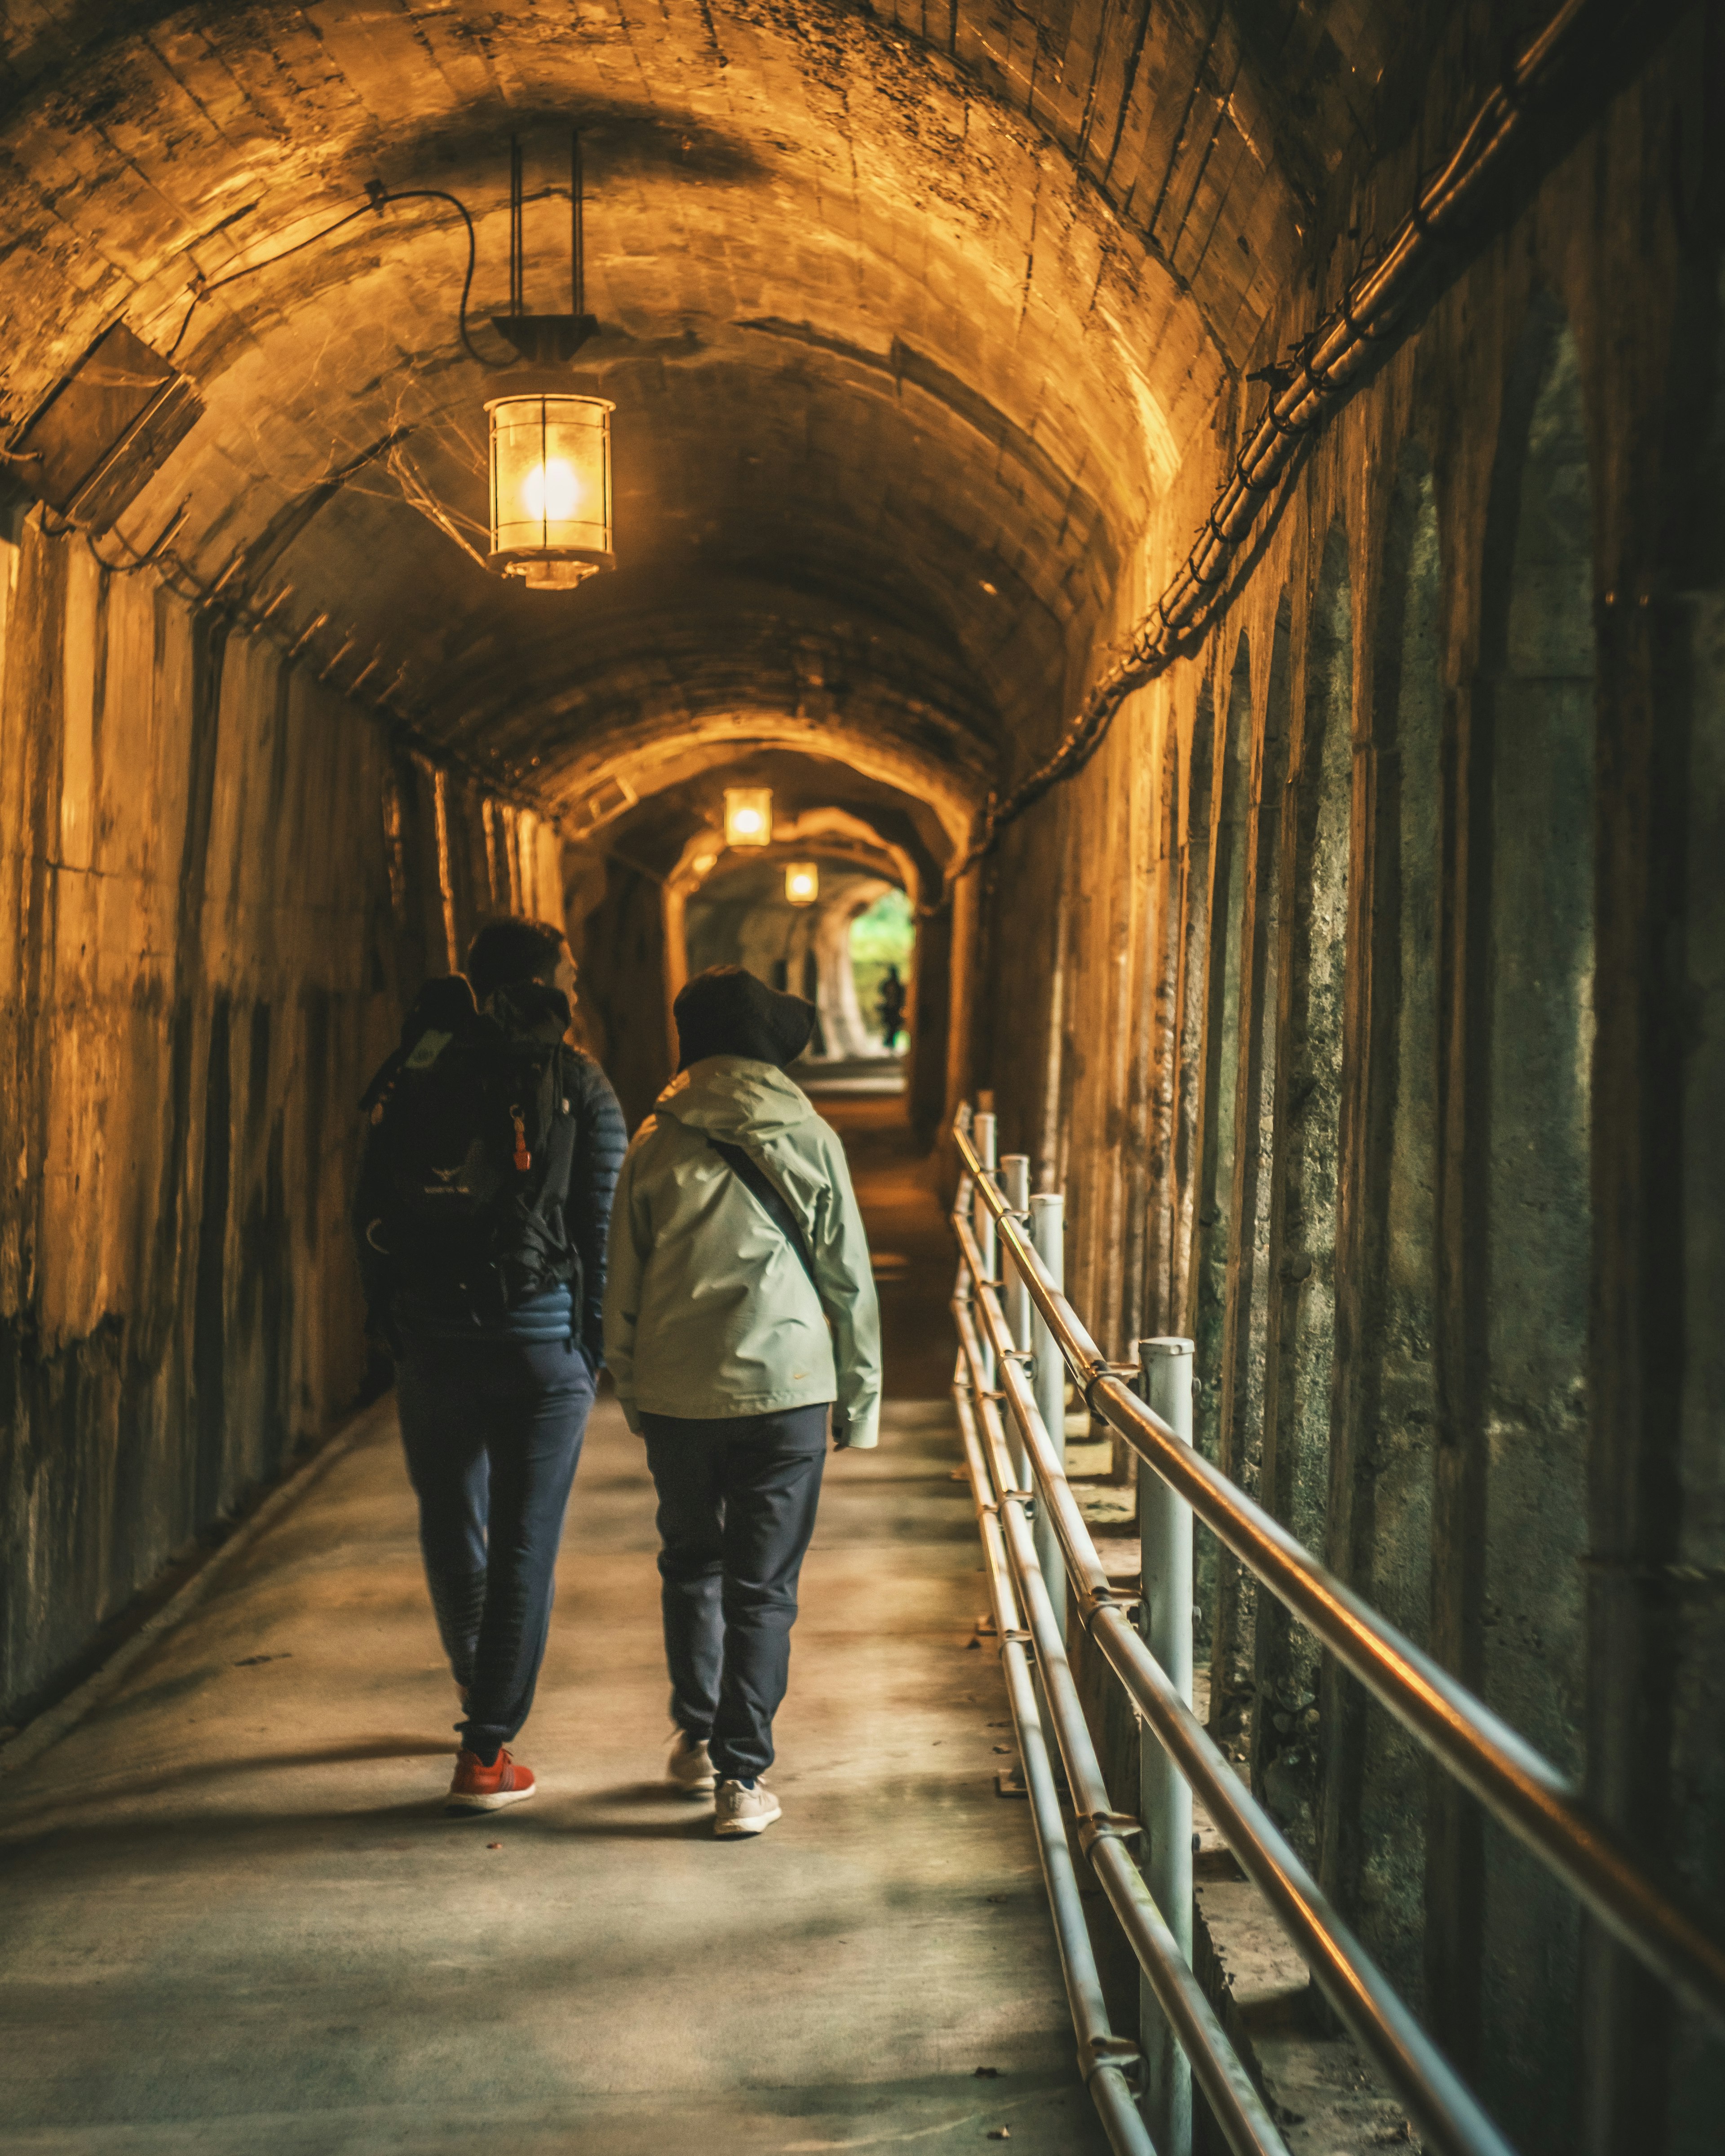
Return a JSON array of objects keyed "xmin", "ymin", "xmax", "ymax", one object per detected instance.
[
  {"xmin": 973, "ymin": 17, "xmax": 1725, "ymax": 2152},
  {"xmin": 0, "ymin": 4, "xmax": 1719, "ymax": 2153},
  {"xmin": 0, "ymin": 1095, "xmax": 1105, "ymax": 2153},
  {"xmin": 0, "ymin": 519, "xmax": 567, "ymax": 1728}
]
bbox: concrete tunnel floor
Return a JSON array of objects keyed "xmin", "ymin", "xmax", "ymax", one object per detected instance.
[{"xmin": 0, "ymin": 1094, "xmax": 1111, "ymax": 2156}]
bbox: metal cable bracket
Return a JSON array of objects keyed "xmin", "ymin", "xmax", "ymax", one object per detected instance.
[
  {"xmin": 1080, "ymin": 2035, "xmax": 1146, "ymax": 2092},
  {"xmin": 1078, "ymin": 1811, "xmax": 1146, "ymax": 1853}
]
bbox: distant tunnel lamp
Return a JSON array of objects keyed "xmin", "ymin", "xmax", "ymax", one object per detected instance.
[
  {"xmin": 487, "ymin": 394, "xmax": 615, "ymax": 589},
  {"xmin": 785, "ymin": 862, "xmax": 819, "ymax": 907},
  {"xmin": 724, "ymin": 788, "xmax": 774, "ymax": 848}
]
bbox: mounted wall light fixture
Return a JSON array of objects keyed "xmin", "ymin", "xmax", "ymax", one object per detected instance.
[
  {"xmin": 724, "ymin": 788, "xmax": 774, "ymax": 847},
  {"xmin": 785, "ymin": 862, "xmax": 819, "ymax": 906},
  {"xmin": 4, "ymin": 322, "xmax": 201, "ymax": 550}
]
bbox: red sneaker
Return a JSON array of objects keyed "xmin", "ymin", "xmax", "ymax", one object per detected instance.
[{"xmin": 446, "ymin": 1747, "xmax": 536, "ymax": 1812}]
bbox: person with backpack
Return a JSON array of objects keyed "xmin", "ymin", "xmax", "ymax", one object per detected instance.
[
  {"xmin": 353, "ymin": 915, "xmax": 626, "ymax": 1813},
  {"xmin": 603, "ymin": 966, "xmax": 881, "ymax": 1838}
]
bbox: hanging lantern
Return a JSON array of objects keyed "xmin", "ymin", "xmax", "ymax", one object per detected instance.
[
  {"xmin": 785, "ymin": 862, "xmax": 819, "ymax": 906},
  {"xmin": 486, "ymin": 394, "xmax": 614, "ymax": 589},
  {"xmin": 724, "ymin": 787, "xmax": 773, "ymax": 848}
]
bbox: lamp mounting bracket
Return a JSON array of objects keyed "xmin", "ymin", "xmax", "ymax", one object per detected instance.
[
  {"xmin": 493, "ymin": 131, "xmax": 599, "ymax": 367},
  {"xmin": 489, "ymin": 313, "xmax": 601, "ymax": 365}
]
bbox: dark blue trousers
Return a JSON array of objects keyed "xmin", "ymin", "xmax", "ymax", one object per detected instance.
[
  {"xmin": 396, "ymin": 1335, "xmax": 594, "ymax": 1762},
  {"xmin": 641, "ymin": 1405, "xmax": 830, "ymax": 1780}
]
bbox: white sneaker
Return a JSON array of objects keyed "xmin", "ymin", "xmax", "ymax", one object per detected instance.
[
  {"xmin": 667, "ymin": 1729, "xmax": 717, "ymax": 1796},
  {"xmin": 714, "ymin": 1777, "xmax": 782, "ymax": 1837}
]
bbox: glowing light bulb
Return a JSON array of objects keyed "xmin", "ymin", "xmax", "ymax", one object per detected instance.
[
  {"xmin": 785, "ymin": 862, "xmax": 819, "ymax": 906},
  {"xmin": 723, "ymin": 786, "xmax": 774, "ymax": 847},
  {"xmin": 486, "ymin": 394, "xmax": 614, "ymax": 590},
  {"xmin": 522, "ymin": 458, "xmax": 580, "ymax": 523}
]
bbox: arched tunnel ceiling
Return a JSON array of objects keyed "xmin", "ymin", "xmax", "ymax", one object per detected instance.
[
  {"xmin": 0, "ymin": 0, "xmax": 1430, "ymax": 813},
  {"xmin": 585, "ymin": 744, "xmax": 947, "ymax": 902}
]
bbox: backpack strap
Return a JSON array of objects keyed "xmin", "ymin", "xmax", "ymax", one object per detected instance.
[
  {"xmin": 509, "ymin": 1054, "xmax": 583, "ymax": 1291},
  {"xmin": 704, "ymin": 1135, "xmax": 823, "ymax": 1303},
  {"xmin": 527, "ymin": 1074, "xmax": 581, "ymax": 1234}
]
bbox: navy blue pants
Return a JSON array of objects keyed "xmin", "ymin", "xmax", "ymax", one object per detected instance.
[
  {"xmin": 642, "ymin": 1405, "xmax": 830, "ymax": 1781},
  {"xmin": 396, "ymin": 1334, "xmax": 594, "ymax": 1762}
]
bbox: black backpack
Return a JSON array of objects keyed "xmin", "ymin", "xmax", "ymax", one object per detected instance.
[{"xmin": 360, "ymin": 976, "xmax": 581, "ymax": 1324}]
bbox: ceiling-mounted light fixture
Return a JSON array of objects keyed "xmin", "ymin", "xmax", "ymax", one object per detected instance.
[
  {"xmin": 785, "ymin": 862, "xmax": 819, "ymax": 906},
  {"xmin": 724, "ymin": 787, "xmax": 773, "ymax": 848},
  {"xmin": 485, "ymin": 133, "xmax": 614, "ymax": 591}
]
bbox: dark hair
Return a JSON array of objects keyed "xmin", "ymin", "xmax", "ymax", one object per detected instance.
[{"xmin": 464, "ymin": 915, "xmax": 568, "ymax": 1006}]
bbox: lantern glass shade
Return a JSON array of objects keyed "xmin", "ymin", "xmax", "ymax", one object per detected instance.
[
  {"xmin": 785, "ymin": 862, "xmax": 819, "ymax": 906},
  {"xmin": 724, "ymin": 787, "xmax": 773, "ymax": 848},
  {"xmin": 487, "ymin": 394, "xmax": 615, "ymax": 588}
]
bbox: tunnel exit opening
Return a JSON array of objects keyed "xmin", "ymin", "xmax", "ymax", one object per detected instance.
[{"xmin": 682, "ymin": 857, "xmax": 916, "ymax": 1076}]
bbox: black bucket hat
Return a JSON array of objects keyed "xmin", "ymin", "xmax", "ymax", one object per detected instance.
[{"xmin": 674, "ymin": 965, "xmax": 817, "ymax": 1072}]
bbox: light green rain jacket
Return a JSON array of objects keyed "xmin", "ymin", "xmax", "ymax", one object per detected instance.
[{"xmin": 602, "ymin": 1057, "xmax": 882, "ymax": 1447}]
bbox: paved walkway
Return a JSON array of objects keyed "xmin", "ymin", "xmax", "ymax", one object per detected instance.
[{"xmin": 0, "ymin": 1100, "xmax": 1106, "ymax": 2155}]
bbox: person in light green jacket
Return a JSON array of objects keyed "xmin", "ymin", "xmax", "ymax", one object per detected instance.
[{"xmin": 603, "ymin": 966, "xmax": 881, "ymax": 1837}]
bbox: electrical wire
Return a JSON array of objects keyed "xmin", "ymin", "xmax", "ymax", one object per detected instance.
[
  {"xmin": 84, "ymin": 499, "xmax": 189, "ymax": 574},
  {"xmin": 164, "ymin": 187, "xmax": 494, "ymax": 367}
]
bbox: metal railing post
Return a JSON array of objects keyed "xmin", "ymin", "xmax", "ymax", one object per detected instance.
[
  {"xmin": 1001, "ymin": 1155, "xmax": 1032, "ymax": 1489},
  {"xmin": 950, "ymin": 1109, "xmax": 1725, "ymax": 2140},
  {"xmin": 1031, "ymin": 1192, "xmax": 1067, "ymax": 1643},
  {"xmin": 1138, "ymin": 1336, "xmax": 1195, "ymax": 2156},
  {"xmin": 973, "ymin": 1113, "xmax": 997, "ymax": 1396}
]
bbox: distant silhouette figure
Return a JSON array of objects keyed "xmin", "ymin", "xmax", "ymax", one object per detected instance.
[{"xmin": 876, "ymin": 964, "xmax": 907, "ymax": 1051}]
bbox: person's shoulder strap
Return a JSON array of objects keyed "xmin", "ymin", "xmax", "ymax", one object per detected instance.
[
  {"xmin": 704, "ymin": 1134, "xmax": 821, "ymax": 1296},
  {"xmin": 525, "ymin": 1048, "xmax": 584, "ymax": 1216}
]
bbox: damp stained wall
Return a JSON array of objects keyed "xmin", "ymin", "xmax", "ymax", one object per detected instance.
[
  {"xmin": 0, "ymin": 520, "xmax": 565, "ymax": 1726},
  {"xmin": 971, "ymin": 12, "xmax": 1725, "ymax": 2151}
]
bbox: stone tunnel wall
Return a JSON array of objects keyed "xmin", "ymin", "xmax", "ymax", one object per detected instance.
[
  {"xmin": 0, "ymin": 519, "xmax": 565, "ymax": 1728},
  {"xmin": 970, "ymin": 12, "xmax": 1725, "ymax": 2153}
]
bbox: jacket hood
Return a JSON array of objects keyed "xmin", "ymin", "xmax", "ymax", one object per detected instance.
[{"xmin": 653, "ymin": 1057, "xmax": 816, "ymax": 1141}]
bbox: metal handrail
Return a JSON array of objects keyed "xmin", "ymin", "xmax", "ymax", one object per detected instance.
[
  {"xmin": 955, "ymin": 1318, "xmax": 1292, "ymax": 2156},
  {"xmin": 951, "ymin": 1114, "xmax": 1725, "ymax": 2034},
  {"xmin": 953, "ymin": 1364, "xmax": 1154, "ymax": 2156},
  {"xmin": 955, "ymin": 1215, "xmax": 1513, "ymax": 2156}
]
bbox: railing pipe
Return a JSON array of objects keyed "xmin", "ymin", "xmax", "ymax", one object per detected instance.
[
  {"xmin": 1138, "ymin": 1336, "xmax": 1195, "ymax": 2156},
  {"xmin": 953, "ymin": 1244, "xmax": 1112, "ymax": 1607},
  {"xmin": 1001, "ymin": 1155, "xmax": 1032, "ymax": 1350},
  {"xmin": 951, "ymin": 1115, "xmax": 1725, "ymax": 2032},
  {"xmin": 955, "ymin": 1201, "xmax": 1516, "ymax": 2156},
  {"xmin": 1029, "ymin": 1191, "xmax": 1068, "ymax": 1643},
  {"xmin": 972, "ymin": 1113, "xmax": 998, "ymax": 1396},
  {"xmin": 954, "ymin": 1384, "xmax": 1153, "ymax": 2156},
  {"xmin": 1084, "ymin": 1596, "xmax": 1513, "ymax": 2156},
  {"xmin": 957, "ymin": 1354, "xmax": 1291, "ymax": 2156},
  {"xmin": 1001, "ymin": 1154, "xmax": 1032, "ymax": 1492}
]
